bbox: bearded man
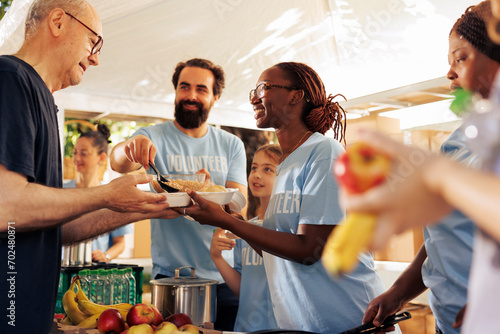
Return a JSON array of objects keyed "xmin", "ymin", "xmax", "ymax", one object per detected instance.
[{"xmin": 110, "ymin": 58, "xmax": 247, "ymax": 330}]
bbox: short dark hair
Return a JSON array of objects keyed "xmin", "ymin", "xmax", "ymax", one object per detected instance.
[{"xmin": 171, "ymin": 58, "xmax": 225, "ymax": 97}]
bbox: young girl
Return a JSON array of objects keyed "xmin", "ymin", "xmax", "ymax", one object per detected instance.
[{"xmin": 210, "ymin": 144, "xmax": 282, "ymax": 332}]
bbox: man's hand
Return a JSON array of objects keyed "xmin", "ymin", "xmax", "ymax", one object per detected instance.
[
  {"xmin": 123, "ymin": 135, "xmax": 157, "ymax": 168},
  {"xmin": 102, "ymin": 174, "xmax": 169, "ymax": 213},
  {"xmin": 92, "ymin": 250, "xmax": 108, "ymax": 263}
]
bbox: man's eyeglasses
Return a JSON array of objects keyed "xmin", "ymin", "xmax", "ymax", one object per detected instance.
[
  {"xmin": 65, "ymin": 12, "xmax": 103, "ymax": 55},
  {"xmin": 249, "ymin": 83, "xmax": 299, "ymax": 101}
]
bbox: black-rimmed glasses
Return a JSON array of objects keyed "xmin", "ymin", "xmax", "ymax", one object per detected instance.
[
  {"xmin": 65, "ymin": 12, "xmax": 103, "ymax": 55},
  {"xmin": 249, "ymin": 83, "xmax": 298, "ymax": 101}
]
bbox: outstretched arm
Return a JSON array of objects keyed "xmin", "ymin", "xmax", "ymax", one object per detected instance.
[
  {"xmin": 0, "ymin": 164, "xmax": 168, "ymax": 233},
  {"xmin": 181, "ymin": 191, "xmax": 334, "ymax": 265},
  {"xmin": 62, "ymin": 206, "xmax": 179, "ymax": 245},
  {"xmin": 344, "ymin": 129, "xmax": 500, "ymax": 249}
]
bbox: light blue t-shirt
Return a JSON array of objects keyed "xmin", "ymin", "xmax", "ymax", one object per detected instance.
[
  {"xmin": 233, "ymin": 218, "xmax": 277, "ymax": 332},
  {"xmin": 63, "ymin": 179, "xmax": 133, "ymax": 252},
  {"xmin": 422, "ymin": 125, "xmax": 477, "ymax": 334},
  {"xmin": 133, "ymin": 121, "xmax": 247, "ymax": 281},
  {"xmin": 262, "ymin": 133, "xmax": 389, "ymax": 334}
]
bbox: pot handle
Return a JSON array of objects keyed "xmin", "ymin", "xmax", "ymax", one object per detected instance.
[{"xmin": 175, "ymin": 266, "xmax": 196, "ymax": 278}]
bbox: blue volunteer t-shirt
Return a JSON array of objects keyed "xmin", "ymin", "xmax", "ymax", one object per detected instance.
[
  {"xmin": 262, "ymin": 133, "xmax": 389, "ymax": 334},
  {"xmin": 233, "ymin": 218, "xmax": 277, "ymax": 331},
  {"xmin": 422, "ymin": 125, "xmax": 477, "ymax": 334},
  {"xmin": 132, "ymin": 121, "xmax": 247, "ymax": 281}
]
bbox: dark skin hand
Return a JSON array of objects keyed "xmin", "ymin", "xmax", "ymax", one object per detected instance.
[
  {"xmin": 453, "ymin": 305, "xmax": 466, "ymax": 329},
  {"xmin": 175, "ymin": 189, "xmax": 335, "ymax": 264}
]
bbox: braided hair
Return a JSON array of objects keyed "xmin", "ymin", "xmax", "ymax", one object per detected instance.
[
  {"xmin": 79, "ymin": 123, "xmax": 111, "ymax": 155},
  {"xmin": 274, "ymin": 62, "xmax": 346, "ymax": 146},
  {"xmin": 451, "ymin": 0, "xmax": 500, "ymax": 63}
]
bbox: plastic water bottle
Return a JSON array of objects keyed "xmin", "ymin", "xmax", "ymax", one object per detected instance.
[
  {"xmin": 118, "ymin": 269, "xmax": 129, "ymax": 304},
  {"xmin": 125, "ymin": 268, "xmax": 137, "ymax": 304},
  {"xmin": 89, "ymin": 269, "xmax": 100, "ymax": 304},
  {"xmin": 78, "ymin": 269, "xmax": 91, "ymax": 297},
  {"xmin": 111, "ymin": 269, "xmax": 123, "ymax": 304},
  {"xmin": 94, "ymin": 269, "xmax": 108, "ymax": 305},
  {"xmin": 104, "ymin": 269, "xmax": 114, "ymax": 305}
]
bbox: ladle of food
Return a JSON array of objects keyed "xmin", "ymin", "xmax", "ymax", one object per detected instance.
[{"xmin": 148, "ymin": 161, "xmax": 180, "ymax": 193}]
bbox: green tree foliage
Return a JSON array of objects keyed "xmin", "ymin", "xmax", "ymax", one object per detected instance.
[{"xmin": 0, "ymin": 0, "xmax": 13, "ymax": 20}]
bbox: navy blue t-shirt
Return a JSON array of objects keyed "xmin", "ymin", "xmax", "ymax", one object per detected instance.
[{"xmin": 0, "ymin": 55, "xmax": 62, "ymax": 334}]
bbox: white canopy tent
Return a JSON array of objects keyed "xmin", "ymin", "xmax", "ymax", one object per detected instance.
[{"xmin": 0, "ymin": 0, "xmax": 475, "ymax": 130}]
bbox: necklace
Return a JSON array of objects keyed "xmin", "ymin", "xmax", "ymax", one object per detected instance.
[{"xmin": 276, "ymin": 131, "xmax": 312, "ymax": 176}]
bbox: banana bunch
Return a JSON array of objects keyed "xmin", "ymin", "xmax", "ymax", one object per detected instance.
[
  {"xmin": 62, "ymin": 276, "xmax": 90, "ymax": 325},
  {"xmin": 322, "ymin": 212, "xmax": 377, "ymax": 276},
  {"xmin": 61, "ymin": 275, "xmax": 133, "ymax": 328}
]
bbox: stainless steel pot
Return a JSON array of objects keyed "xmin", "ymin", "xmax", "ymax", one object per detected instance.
[{"xmin": 150, "ymin": 266, "xmax": 218, "ymax": 326}]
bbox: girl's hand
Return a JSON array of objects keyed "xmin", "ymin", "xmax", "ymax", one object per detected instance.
[{"xmin": 210, "ymin": 228, "xmax": 236, "ymax": 259}]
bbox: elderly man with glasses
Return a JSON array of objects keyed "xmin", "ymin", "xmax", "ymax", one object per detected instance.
[{"xmin": 0, "ymin": 1, "xmax": 176, "ymax": 333}]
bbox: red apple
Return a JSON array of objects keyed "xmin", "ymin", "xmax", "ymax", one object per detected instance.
[
  {"xmin": 178, "ymin": 324, "xmax": 199, "ymax": 334},
  {"xmin": 126, "ymin": 304, "xmax": 155, "ymax": 327},
  {"xmin": 127, "ymin": 324, "xmax": 155, "ymax": 334},
  {"xmin": 154, "ymin": 321, "xmax": 178, "ymax": 334},
  {"xmin": 97, "ymin": 308, "xmax": 126, "ymax": 334},
  {"xmin": 148, "ymin": 304, "xmax": 164, "ymax": 326},
  {"xmin": 164, "ymin": 313, "xmax": 192, "ymax": 328},
  {"xmin": 334, "ymin": 142, "xmax": 391, "ymax": 194}
]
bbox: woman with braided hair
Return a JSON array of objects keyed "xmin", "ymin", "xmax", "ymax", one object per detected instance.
[{"xmin": 180, "ymin": 62, "xmax": 393, "ymax": 333}]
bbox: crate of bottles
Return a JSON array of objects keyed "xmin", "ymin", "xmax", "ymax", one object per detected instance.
[{"xmin": 55, "ymin": 263, "xmax": 143, "ymax": 314}]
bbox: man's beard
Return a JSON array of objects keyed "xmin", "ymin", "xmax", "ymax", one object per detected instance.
[{"xmin": 174, "ymin": 100, "xmax": 210, "ymax": 129}]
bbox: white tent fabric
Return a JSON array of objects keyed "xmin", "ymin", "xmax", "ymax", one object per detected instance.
[{"xmin": 0, "ymin": 0, "xmax": 475, "ymax": 129}]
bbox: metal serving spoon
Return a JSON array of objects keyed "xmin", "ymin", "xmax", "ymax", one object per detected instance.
[{"xmin": 148, "ymin": 161, "xmax": 179, "ymax": 193}]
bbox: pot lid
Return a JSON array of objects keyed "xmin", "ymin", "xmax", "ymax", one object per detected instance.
[{"xmin": 150, "ymin": 266, "xmax": 218, "ymax": 287}]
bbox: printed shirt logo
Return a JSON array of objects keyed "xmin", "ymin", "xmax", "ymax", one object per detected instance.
[
  {"xmin": 241, "ymin": 246, "xmax": 263, "ymax": 266},
  {"xmin": 267, "ymin": 191, "xmax": 301, "ymax": 214},
  {"xmin": 166, "ymin": 155, "xmax": 228, "ymax": 173}
]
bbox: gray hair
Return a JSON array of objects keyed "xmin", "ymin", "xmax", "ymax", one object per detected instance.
[{"xmin": 25, "ymin": 0, "xmax": 88, "ymax": 40}]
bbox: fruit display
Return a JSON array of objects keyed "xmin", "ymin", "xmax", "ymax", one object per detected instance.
[
  {"xmin": 126, "ymin": 303, "xmax": 155, "ymax": 327},
  {"xmin": 97, "ymin": 309, "xmax": 126, "ymax": 333},
  {"xmin": 322, "ymin": 142, "xmax": 391, "ymax": 276},
  {"xmin": 59, "ymin": 278, "xmax": 199, "ymax": 334},
  {"xmin": 163, "ymin": 313, "xmax": 192, "ymax": 328}
]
